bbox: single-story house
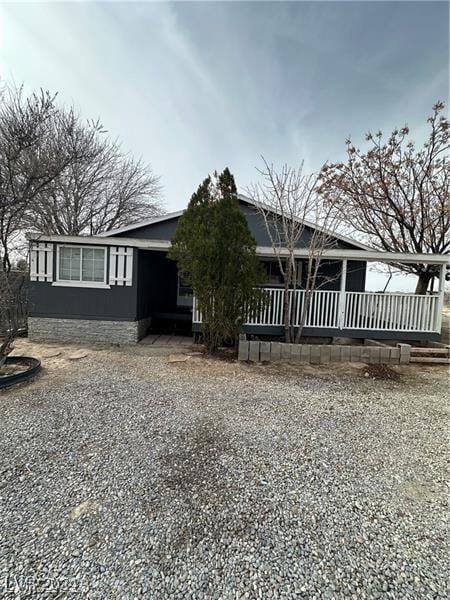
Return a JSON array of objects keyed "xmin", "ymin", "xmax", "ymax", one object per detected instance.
[{"xmin": 27, "ymin": 195, "xmax": 448, "ymax": 344}]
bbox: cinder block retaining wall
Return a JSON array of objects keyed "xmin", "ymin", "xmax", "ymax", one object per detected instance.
[
  {"xmin": 28, "ymin": 316, "xmax": 152, "ymax": 345},
  {"xmin": 238, "ymin": 340, "xmax": 411, "ymax": 365}
]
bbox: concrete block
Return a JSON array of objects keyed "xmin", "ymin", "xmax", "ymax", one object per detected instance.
[
  {"xmin": 380, "ymin": 347, "xmax": 391, "ymax": 363},
  {"xmin": 260, "ymin": 341, "xmax": 271, "ymax": 362},
  {"xmin": 270, "ymin": 342, "xmax": 282, "ymax": 362},
  {"xmin": 249, "ymin": 341, "xmax": 260, "ymax": 362},
  {"xmin": 281, "ymin": 343, "xmax": 293, "ymax": 359},
  {"xmin": 310, "ymin": 345, "xmax": 321, "ymax": 364},
  {"xmin": 291, "ymin": 344, "xmax": 301, "ymax": 362},
  {"xmin": 351, "ymin": 347, "xmax": 362, "ymax": 362},
  {"xmin": 389, "ymin": 348, "xmax": 401, "ymax": 364},
  {"xmin": 368, "ymin": 347, "xmax": 381, "ymax": 364},
  {"xmin": 340, "ymin": 346, "xmax": 352, "ymax": 362},
  {"xmin": 397, "ymin": 343, "xmax": 411, "ymax": 364},
  {"xmin": 361, "ymin": 348, "xmax": 372, "ymax": 363},
  {"xmin": 300, "ymin": 345, "xmax": 311, "ymax": 363},
  {"xmin": 319, "ymin": 345, "xmax": 331, "ymax": 364},
  {"xmin": 238, "ymin": 341, "xmax": 249, "ymax": 361},
  {"xmin": 330, "ymin": 346, "xmax": 342, "ymax": 363}
]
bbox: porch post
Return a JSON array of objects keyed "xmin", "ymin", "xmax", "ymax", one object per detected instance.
[
  {"xmin": 338, "ymin": 259, "xmax": 347, "ymax": 329},
  {"xmin": 434, "ymin": 263, "xmax": 446, "ymax": 333}
]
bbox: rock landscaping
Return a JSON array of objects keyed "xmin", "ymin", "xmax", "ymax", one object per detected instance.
[{"xmin": 0, "ymin": 340, "xmax": 447, "ymax": 598}]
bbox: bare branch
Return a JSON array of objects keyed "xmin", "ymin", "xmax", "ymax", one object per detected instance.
[
  {"xmin": 318, "ymin": 102, "xmax": 449, "ymax": 293},
  {"xmin": 247, "ymin": 158, "xmax": 344, "ymax": 342}
]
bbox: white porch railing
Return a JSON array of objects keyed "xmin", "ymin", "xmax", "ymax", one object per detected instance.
[
  {"xmin": 193, "ymin": 288, "xmax": 441, "ymax": 333},
  {"xmin": 343, "ymin": 292, "xmax": 439, "ymax": 332}
]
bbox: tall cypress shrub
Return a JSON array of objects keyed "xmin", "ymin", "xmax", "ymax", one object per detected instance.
[{"xmin": 169, "ymin": 168, "xmax": 263, "ymax": 353}]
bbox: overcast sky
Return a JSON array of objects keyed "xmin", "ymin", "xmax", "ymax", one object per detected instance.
[{"xmin": 0, "ymin": 1, "xmax": 448, "ymax": 289}]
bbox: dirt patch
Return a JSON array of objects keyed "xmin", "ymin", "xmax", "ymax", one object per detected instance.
[
  {"xmin": 69, "ymin": 498, "xmax": 101, "ymax": 521},
  {"xmin": 362, "ymin": 363, "xmax": 401, "ymax": 381}
]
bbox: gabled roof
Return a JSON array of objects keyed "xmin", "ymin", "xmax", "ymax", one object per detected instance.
[
  {"xmin": 98, "ymin": 210, "xmax": 184, "ymax": 237},
  {"xmin": 237, "ymin": 195, "xmax": 372, "ymax": 251},
  {"xmin": 99, "ymin": 193, "xmax": 371, "ymax": 251}
]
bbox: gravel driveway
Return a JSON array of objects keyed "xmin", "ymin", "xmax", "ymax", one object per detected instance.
[{"xmin": 0, "ymin": 341, "xmax": 448, "ymax": 598}]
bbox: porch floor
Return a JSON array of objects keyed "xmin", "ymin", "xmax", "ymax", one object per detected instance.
[{"xmin": 139, "ymin": 333, "xmax": 195, "ymax": 347}]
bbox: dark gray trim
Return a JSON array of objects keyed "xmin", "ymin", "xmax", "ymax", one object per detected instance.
[
  {"xmin": 29, "ymin": 313, "xmax": 137, "ymax": 322},
  {"xmin": 192, "ymin": 322, "xmax": 439, "ymax": 341}
]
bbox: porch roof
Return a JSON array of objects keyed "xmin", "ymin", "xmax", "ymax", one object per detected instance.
[
  {"xmin": 254, "ymin": 246, "xmax": 450, "ymax": 265},
  {"xmin": 29, "ymin": 234, "xmax": 448, "ymax": 265}
]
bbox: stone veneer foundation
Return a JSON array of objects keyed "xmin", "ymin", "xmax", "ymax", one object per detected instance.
[{"xmin": 28, "ymin": 316, "xmax": 152, "ymax": 345}]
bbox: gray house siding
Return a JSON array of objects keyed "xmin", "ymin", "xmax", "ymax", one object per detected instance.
[
  {"xmin": 115, "ymin": 200, "xmax": 361, "ymax": 251},
  {"xmin": 299, "ymin": 259, "xmax": 366, "ymax": 292},
  {"xmin": 28, "ymin": 281, "xmax": 138, "ymax": 321},
  {"xmin": 117, "ymin": 217, "xmax": 179, "ymax": 241},
  {"xmin": 28, "ymin": 246, "xmax": 139, "ymax": 321},
  {"xmin": 27, "ymin": 245, "xmax": 149, "ymax": 343},
  {"xmin": 237, "ymin": 201, "xmax": 358, "ymax": 250}
]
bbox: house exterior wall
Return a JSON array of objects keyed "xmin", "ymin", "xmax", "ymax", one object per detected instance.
[
  {"xmin": 28, "ymin": 244, "xmax": 144, "ymax": 343},
  {"xmin": 116, "ymin": 217, "xmax": 180, "ymax": 241},
  {"xmin": 26, "ymin": 200, "xmax": 371, "ymax": 344},
  {"xmin": 302, "ymin": 259, "xmax": 366, "ymax": 292},
  {"xmin": 28, "ymin": 280, "xmax": 138, "ymax": 321},
  {"xmin": 28, "ymin": 246, "xmax": 139, "ymax": 321}
]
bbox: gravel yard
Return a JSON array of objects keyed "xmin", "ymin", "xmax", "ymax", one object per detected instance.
[{"xmin": 0, "ymin": 340, "xmax": 448, "ymax": 599}]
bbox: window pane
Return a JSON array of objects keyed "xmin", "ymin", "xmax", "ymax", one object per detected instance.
[
  {"xmin": 263, "ymin": 261, "xmax": 283, "ymax": 285},
  {"xmin": 59, "ymin": 247, "xmax": 81, "ymax": 281},
  {"xmin": 81, "ymin": 248, "xmax": 104, "ymax": 282}
]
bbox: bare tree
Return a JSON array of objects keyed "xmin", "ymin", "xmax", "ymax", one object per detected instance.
[
  {"xmin": 318, "ymin": 101, "xmax": 450, "ymax": 294},
  {"xmin": 26, "ymin": 113, "xmax": 161, "ymax": 236},
  {"xmin": 0, "ymin": 269, "xmax": 26, "ymax": 366},
  {"xmin": 0, "ymin": 85, "xmax": 83, "ymax": 270},
  {"xmin": 247, "ymin": 158, "xmax": 343, "ymax": 343},
  {"xmin": 0, "ymin": 84, "xmax": 162, "ymax": 271}
]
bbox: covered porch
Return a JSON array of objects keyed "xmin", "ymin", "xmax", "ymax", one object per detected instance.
[{"xmin": 193, "ymin": 248, "xmax": 448, "ymax": 341}]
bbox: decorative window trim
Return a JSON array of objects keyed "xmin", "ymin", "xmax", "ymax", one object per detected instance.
[
  {"xmin": 52, "ymin": 281, "xmax": 111, "ymax": 289},
  {"xmin": 55, "ymin": 244, "xmax": 108, "ymax": 287},
  {"xmin": 30, "ymin": 242, "xmax": 54, "ymax": 282},
  {"xmin": 109, "ymin": 247, "xmax": 133, "ymax": 286}
]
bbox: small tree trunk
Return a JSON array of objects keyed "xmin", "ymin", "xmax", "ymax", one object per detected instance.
[
  {"xmin": 415, "ymin": 272, "xmax": 432, "ymax": 295},
  {"xmin": 283, "ymin": 273, "xmax": 291, "ymax": 343},
  {"xmin": 0, "ymin": 332, "xmax": 14, "ymax": 368},
  {"xmin": 295, "ymin": 288, "xmax": 310, "ymax": 344}
]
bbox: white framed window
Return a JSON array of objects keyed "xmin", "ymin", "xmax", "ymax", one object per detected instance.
[
  {"xmin": 262, "ymin": 259, "xmax": 303, "ymax": 287},
  {"xmin": 53, "ymin": 245, "xmax": 109, "ymax": 288}
]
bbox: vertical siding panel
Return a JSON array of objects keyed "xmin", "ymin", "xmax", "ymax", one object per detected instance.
[
  {"xmin": 125, "ymin": 248, "xmax": 133, "ymax": 286},
  {"xmin": 30, "ymin": 245, "xmax": 38, "ymax": 281},
  {"xmin": 109, "ymin": 247, "xmax": 117, "ymax": 284},
  {"xmin": 117, "ymin": 248, "xmax": 125, "ymax": 287},
  {"xmin": 45, "ymin": 243, "xmax": 54, "ymax": 282}
]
